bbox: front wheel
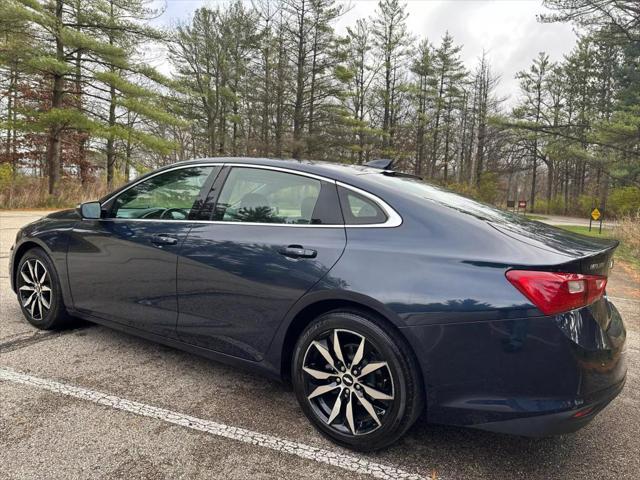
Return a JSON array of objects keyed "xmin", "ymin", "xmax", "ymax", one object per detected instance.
[
  {"xmin": 292, "ymin": 310, "xmax": 423, "ymax": 451},
  {"xmin": 16, "ymin": 248, "xmax": 73, "ymax": 330}
]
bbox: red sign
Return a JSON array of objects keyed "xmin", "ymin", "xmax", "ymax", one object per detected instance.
[{"xmin": 518, "ymin": 200, "xmax": 527, "ymax": 209}]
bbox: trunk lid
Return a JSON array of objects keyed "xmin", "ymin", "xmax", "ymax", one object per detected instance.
[{"xmin": 489, "ymin": 218, "xmax": 618, "ymax": 267}]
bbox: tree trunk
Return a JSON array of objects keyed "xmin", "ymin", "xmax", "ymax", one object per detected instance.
[
  {"xmin": 429, "ymin": 70, "xmax": 445, "ymax": 177},
  {"xmin": 261, "ymin": 31, "xmax": 271, "ymax": 156},
  {"xmin": 545, "ymin": 156, "xmax": 553, "ymax": 214},
  {"xmin": 106, "ymin": 82, "xmax": 117, "ymax": 189},
  {"xmin": 443, "ymin": 97, "xmax": 453, "ymax": 183},
  {"xmin": 307, "ymin": 18, "xmax": 319, "ymax": 146},
  {"xmin": 415, "ymin": 81, "xmax": 426, "ymax": 176},
  {"xmin": 292, "ymin": 1, "xmax": 307, "ymax": 159},
  {"xmin": 529, "ymin": 154, "xmax": 538, "ymax": 213},
  {"xmin": 47, "ymin": 0, "xmax": 65, "ymax": 196}
]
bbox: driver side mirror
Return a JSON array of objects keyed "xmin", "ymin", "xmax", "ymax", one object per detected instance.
[{"xmin": 78, "ymin": 201, "xmax": 102, "ymax": 220}]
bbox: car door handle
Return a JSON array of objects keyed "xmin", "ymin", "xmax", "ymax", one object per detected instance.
[
  {"xmin": 279, "ymin": 245, "xmax": 317, "ymax": 259},
  {"xmin": 151, "ymin": 234, "xmax": 178, "ymax": 246}
]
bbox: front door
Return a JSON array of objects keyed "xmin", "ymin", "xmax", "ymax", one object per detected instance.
[
  {"xmin": 176, "ymin": 166, "xmax": 346, "ymax": 361},
  {"xmin": 67, "ymin": 165, "xmax": 218, "ymax": 337}
]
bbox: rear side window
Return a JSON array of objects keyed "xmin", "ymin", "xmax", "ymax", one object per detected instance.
[
  {"xmin": 213, "ymin": 167, "xmax": 341, "ymax": 225},
  {"xmin": 338, "ymin": 186, "xmax": 387, "ymax": 225}
]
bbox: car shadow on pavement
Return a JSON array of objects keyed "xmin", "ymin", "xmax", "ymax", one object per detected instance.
[{"xmin": 389, "ymin": 414, "xmax": 587, "ymax": 477}]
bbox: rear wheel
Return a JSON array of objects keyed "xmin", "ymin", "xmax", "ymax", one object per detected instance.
[
  {"xmin": 292, "ymin": 310, "xmax": 423, "ymax": 451},
  {"xmin": 16, "ymin": 248, "xmax": 73, "ymax": 330}
]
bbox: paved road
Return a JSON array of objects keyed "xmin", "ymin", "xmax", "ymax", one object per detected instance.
[
  {"xmin": 1, "ymin": 211, "xmax": 639, "ymax": 479},
  {"xmin": 533, "ymin": 213, "xmax": 616, "ymax": 228}
]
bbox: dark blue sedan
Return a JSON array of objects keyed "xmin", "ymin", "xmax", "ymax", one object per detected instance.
[{"xmin": 9, "ymin": 158, "xmax": 626, "ymax": 450}]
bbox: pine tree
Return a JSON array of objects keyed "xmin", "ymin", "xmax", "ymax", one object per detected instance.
[
  {"xmin": 340, "ymin": 18, "xmax": 379, "ymax": 164},
  {"xmin": 410, "ymin": 39, "xmax": 434, "ymax": 176},
  {"xmin": 0, "ymin": 0, "xmax": 179, "ymax": 194},
  {"xmin": 428, "ymin": 32, "xmax": 465, "ymax": 178},
  {"xmin": 515, "ymin": 52, "xmax": 552, "ymax": 210},
  {"xmin": 371, "ymin": 0, "xmax": 410, "ymax": 154}
]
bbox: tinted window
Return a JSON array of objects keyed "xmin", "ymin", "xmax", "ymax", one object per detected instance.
[
  {"xmin": 214, "ymin": 168, "xmax": 322, "ymax": 224},
  {"xmin": 362, "ymin": 174, "xmax": 524, "ymax": 224},
  {"xmin": 338, "ymin": 187, "xmax": 387, "ymax": 225},
  {"xmin": 111, "ymin": 167, "xmax": 213, "ymax": 220}
]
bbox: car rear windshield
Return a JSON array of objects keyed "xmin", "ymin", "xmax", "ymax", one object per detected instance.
[{"xmin": 366, "ymin": 174, "xmax": 524, "ymax": 225}]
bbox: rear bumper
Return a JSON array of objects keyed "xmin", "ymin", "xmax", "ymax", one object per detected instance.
[
  {"xmin": 401, "ymin": 298, "xmax": 627, "ymax": 436},
  {"xmin": 470, "ymin": 377, "xmax": 625, "ymax": 437}
]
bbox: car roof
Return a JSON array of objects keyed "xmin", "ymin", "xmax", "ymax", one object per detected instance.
[
  {"xmin": 171, "ymin": 157, "xmax": 385, "ymax": 183},
  {"xmin": 100, "ymin": 157, "xmax": 394, "ymax": 205}
]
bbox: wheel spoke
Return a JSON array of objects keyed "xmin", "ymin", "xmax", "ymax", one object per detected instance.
[
  {"xmin": 332, "ymin": 330, "xmax": 345, "ymax": 364},
  {"xmin": 23, "ymin": 292, "xmax": 36, "ymax": 308},
  {"xmin": 327, "ymin": 390, "xmax": 343, "ymax": 424},
  {"xmin": 357, "ymin": 394, "xmax": 381, "ymax": 426},
  {"xmin": 20, "ymin": 270, "xmax": 34, "ymax": 285},
  {"xmin": 36, "ymin": 297, "xmax": 44, "ymax": 318},
  {"xmin": 41, "ymin": 285, "xmax": 51, "ymax": 292},
  {"xmin": 361, "ymin": 384, "xmax": 394, "ymax": 401},
  {"xmin": 19, "ymin": 285, "xmax": 35, "ymax": 292},
  {"xmin": 27, "ymin": 261, "xmax": 36, "ymax": 283},
  {"xmin": 311, "ymin": 341, "xmax": 336, "ymax": 370},
  {"xmin": 357, "ymin": 361, "xmax": 388, "ymax": 378},
  {"xmin": 308, "ymin": 383, "xmax": 339, "ymax": 400},
  {"xmin": 351, "ymin": 336, "xmax": 365, "ymax": 367},
  {"xmin": 29, "ymin": 297, "xmax": 37, "ymax": 316},
  {"xmin": 40, "ymin": 294, "xmax": 50, "ymax": 310},
  {"xmin": 38, "ymin": 263, "xmax": 47, "ymax": 283},
  {"xmin": 345, "ymin": 392, "xmax": 356, "ymax": 434},
  {"xmin": 303, "ymin": 366, "xmax": 334, "ymax": 380}
]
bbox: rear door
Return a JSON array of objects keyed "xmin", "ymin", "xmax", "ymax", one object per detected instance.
[
  {"xmin": 176, "ymin": 166, "xmax": 346, "ymax": 361},
  {"xmin": 67, "ymin": 165, "xmax": 220, "ymax": 337}
]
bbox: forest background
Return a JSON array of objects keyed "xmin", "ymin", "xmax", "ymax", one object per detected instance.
[{"xmin": 0, "ymin": 0, "xmax": 638, "ymax": 220}]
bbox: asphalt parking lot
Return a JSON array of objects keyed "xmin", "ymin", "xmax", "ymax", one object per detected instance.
[{"xmin": 1, "ymin": 210, "xmax": 639, "ymax": 480}]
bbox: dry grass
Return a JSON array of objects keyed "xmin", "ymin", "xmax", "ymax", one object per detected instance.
[
  {"xmin": 0, "ymin": 176, "xmax": 111, "ymax": 209},
  {"xmin": 614, "ymin": 214, "xmax": 640, "ymax": 266}
]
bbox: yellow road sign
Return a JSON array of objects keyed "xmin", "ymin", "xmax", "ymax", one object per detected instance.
[{"xmin": 591, "ymin": 208, "xmax": 601, "ymax": 221}]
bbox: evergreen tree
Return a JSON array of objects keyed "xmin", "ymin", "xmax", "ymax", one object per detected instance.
[
  {"xmin": 372, "ymin": 0, "xmax": 410, "ymax": 154},
  {"xmin": 340, "ymin": 18, "xmax": 379, "ymax": 164},
  {"xmin": 410, "ymin": 39, "xmax": 434, "ymax": 176},
  {"xmin": 428, "ymin": 32, "xmax": 466, "ymax": 178},
  {"xmin": 0, "ymin": 0, "xmax": 178, "ymax": 194}
]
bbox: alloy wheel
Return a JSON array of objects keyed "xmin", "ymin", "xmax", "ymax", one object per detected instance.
[
  {"xmin": 302, "ymin": 328, "xmax": 395, "ymax": 436},
  {"xmin": 18, "ymin": 259, "xmax": 52, "ymax": 321}
]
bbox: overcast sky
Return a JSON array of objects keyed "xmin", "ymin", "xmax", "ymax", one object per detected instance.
[{"xmin": 151, "ymin": 0, "xmax": 579, "ymax": 108}]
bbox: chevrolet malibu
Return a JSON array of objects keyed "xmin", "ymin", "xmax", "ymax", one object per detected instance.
[{"xmin": 10, "ymin": 157, "xmax": 626, "ymax": 451}]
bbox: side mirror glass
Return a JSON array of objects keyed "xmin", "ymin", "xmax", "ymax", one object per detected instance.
[{"xmin": 79, "ymin": 201, "xmax": 102, "ymax": 220}]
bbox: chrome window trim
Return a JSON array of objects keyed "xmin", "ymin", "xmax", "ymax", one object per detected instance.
[
  {"xmin": 97, "ymin": 162, "xmax": 402, "ymax": 228},
  {"xmin": 101, "ymin": 163, "xmax": 225, "ymax": 206}
]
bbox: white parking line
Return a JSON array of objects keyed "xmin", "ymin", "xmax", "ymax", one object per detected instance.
[{"xmin": 0, "ymin": 367, "xmax": 426, "ymax": 480}]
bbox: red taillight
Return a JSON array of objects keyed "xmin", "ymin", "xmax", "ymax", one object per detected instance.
[{"xmin": 506, "ymin": 270, "xmax": 607, "ymax": 315}]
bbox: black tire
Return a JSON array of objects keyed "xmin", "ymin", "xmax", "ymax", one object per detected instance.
[
  {"xmin": 292, "ymin": 310, "xmax": 423, "ymax": 451},
  {"xmin": 15, "ymin": 247, "xmax": 73, "ymax": 330}
]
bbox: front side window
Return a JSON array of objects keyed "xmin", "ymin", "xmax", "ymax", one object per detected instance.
[
  {"xmin": 338, "ymin": 187, "xmax": 387, "ymax": 225},
  {"xmin": 111, "ymin": 166, "xmax": 214, "ymax": 220},
  {"xmin": 214, "ymin": 168, "xmax": 323, "ymax": 224}
]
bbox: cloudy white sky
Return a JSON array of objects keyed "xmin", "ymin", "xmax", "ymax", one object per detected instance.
[{"xmin": 151, "ymin": 0, "xmax": 579, "ymax": 107}]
